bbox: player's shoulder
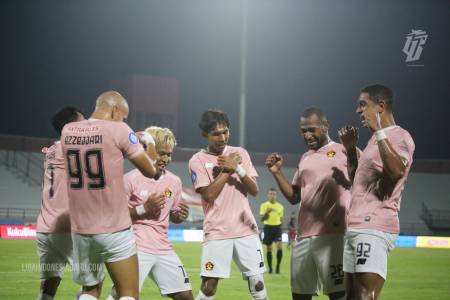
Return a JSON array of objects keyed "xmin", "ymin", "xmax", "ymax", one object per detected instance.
[
  {"xmin": 228, "ymin": 145, "xmax": 248, "ymax": 154},
  {"xmin": 164, "ymin": 170, "xmax": 182, "ymax": 185},
  {"xmin": 395, "ymin": 126, "xmax": 414, "ymax": 143},
  {"xmin": 42, "ymin": 142, "xmax": 58, "ymax": 159},
  {"xmin": 331, "ymin": 142, "xmax": 346, "ymax": 151},
  {"xmin": 124, "ymin": 168, "xmax": 142, "ymax": 181},
  {"xmin": 189, "ymin": 149, "xmax": 204, "ymax": 164},
  {"xmin": 61, "ymin": 119, "xmax": 87, "ymax": 135}
]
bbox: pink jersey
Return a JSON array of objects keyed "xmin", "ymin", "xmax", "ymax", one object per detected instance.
[
  {"xmin": 60, "ymin": 118, "xmax": 145, "ymax": 234},
  {"xmin": 36, "ymin": 142, "xmax": 70, "ymax": 233},
  {"xmin": 348, "ymin": 126, "xmax": 415, "ymax": 234},
  {"xmin": 125, "ymin": 169, "xmax": 181, "ymax": 255},
  {"xmin": 292, "ymin": 142, "xmax": 351, "ymax": 238},
  {"xmin": 189, "ymin": 146, "xmax": 259, "ymax": 242}
]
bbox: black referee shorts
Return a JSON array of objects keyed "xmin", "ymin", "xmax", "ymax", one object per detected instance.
[{"xmin": 263, "ymin": 225, "xmax": 282, "ymax": 245}]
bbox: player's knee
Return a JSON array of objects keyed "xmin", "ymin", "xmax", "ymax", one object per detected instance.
[
  {"xmin": 201, "ymin": 279, "xmax": 218, "ymax": 296},
  {"xmin": 41, "ymin": 277, "xmax": 62, "ymax": 295},
  {"xmin": 201, "ymin": 284, "xmax": 216, "ymax": 297},
  {"xmin": 248, "ymin": 274, "xmax": 267, "ymax": 300}
]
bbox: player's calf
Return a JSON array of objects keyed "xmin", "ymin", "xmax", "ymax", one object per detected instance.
[
  {"xmin": 38, "ymin": 277, "xmax": 62, "ymax": 299},
  {"xmin": 248, "ymin": 274, "xmax": 268, "ymax": 300},
  {"xmin": 196, "ymin": 277, "xmax": 218, "ymax": 299}
]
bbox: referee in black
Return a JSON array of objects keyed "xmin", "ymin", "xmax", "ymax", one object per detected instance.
[{"xmin": 260, "ymin": 188, "xmax": 284, "ymax": 274}]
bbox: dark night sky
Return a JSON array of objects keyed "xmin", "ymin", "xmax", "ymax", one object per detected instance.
[{"xmin": 1, "ymin": 0, "xmax": 449, "ymax": 159}]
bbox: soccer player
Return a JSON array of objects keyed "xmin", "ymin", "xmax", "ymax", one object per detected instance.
[
  {"xmin": 188, "ymin": 109, "xmax": 267, "ymax": 300},
  {"xmin": 60, "ymin": 91, "xmax": 159, "ymax": 300},
  {"xmin": 36, "ymin": 107, "xmax": 84, "ymax": 300},
  {"xmin": 266, "ymin": 107, "xmax": 350, "ymax": 300},
  {"xmin": 259, "ymin": 188, "xmax": 284, "ymax": 274},
  {"xmin": 107, "ymin": 126, "xmax": 193, "ymax": 300},
  {"xmin": 340, "ymin": 84, "xmax": 415, "ymax": 300}
]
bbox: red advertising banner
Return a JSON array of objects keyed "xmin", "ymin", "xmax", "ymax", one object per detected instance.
[{"xmin": 0, "ymin": 225, "xmax": 37, "ymax": 239}]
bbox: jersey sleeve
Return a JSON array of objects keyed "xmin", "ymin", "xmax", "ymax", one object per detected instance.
[
  {"xmin": 114, "ymin": 122, "xmax": 145, "ymax": 159},
  {"xmin": 291, "ymin": 168, "xmax": 300, "ymax": 186},
  {"xmin": 124, "ymin": 172, "xmax": 138, "ymax": 208},
  {"xmin": 291, "ymin": 154, "xmax": 305, "ymax": 186},
  {"xmin": 389, "ymin": 131, "xmax": 415, "ymax": 166},
  {"xmin": 240, "ymin": 148, "xmax": 258, "ymax": 178},
  {"xmin": 188, "ymin": 155, "xmax": 211, "ymax": 191}
]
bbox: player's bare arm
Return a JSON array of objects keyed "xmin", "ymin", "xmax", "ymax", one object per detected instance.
[
  {"xmin": 170, "ymin": 202, "xmax": 190, "ymax": 224},
  {"xmin": 367, "ymin": 112, "xmax": 408, "ymax": 181},
  {"xmin": 265, "ymin": 153, "xmax": 300, "ymax": 204},
  {"xmin": 129, "ymin": 193, "xmax": 165, "ymax": 221},
  {"xmin": 197, "ymin": 171, "xmax": 231, "ymax": 203},
  {"xmin": 339, "ymin": 126, "xmax": 359, "ymax": 183},
  {"xmin": 218, "ymin": 152, "xmax": 259, "ymax": 196},
  {"xmin": 130, "ymin": 151, "xmax": 160, "ymax": 179},
  {"xmin": 260, "ymin": 208, "xmax": 272, "ymax": 222},
  {"xmin": 136, "ymin": 130, "xmax": 158, "ymax": 161}
]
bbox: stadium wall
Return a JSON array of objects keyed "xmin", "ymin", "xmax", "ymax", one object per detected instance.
[{"xmin": 1, "ymin": 225, "xmax": 449, "ymax": 250}]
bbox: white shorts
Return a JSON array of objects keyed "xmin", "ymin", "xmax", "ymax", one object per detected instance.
[
  {"xmin": 200, "ymin": 234, "xmax": 265, "ymax": 279},
  {"xmin": 138, "ymin": 251, "xmax": 192, "ymax": 295},
  {"xmin": 291, "ymin": 234, "xmax": 345, "ymax": 295},
  {"xmin": 36, "ymin": 232, "xmax": 73, "ymax": 279},
  {"xmin": 343, "ymin": 229, "xmax": 397, "ymax": 280},
  {"xmin": 72, "ymin": 227, "xmax": 137, "ymax": 286}
]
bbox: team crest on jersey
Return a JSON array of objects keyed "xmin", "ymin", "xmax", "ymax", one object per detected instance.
[
  {"xmin": 128, "ymin": 132, "xmax": 139, "ymax": 144},
  {"xmin": 205, "ymin": 261, "xmax": 214, "ymax": 271},
  {"xmin": 164, "ymin": 189, "xmax": 172, "ymax": 198},
  {"xmin": 326, "ymin": 150, "xmax": 336, "ymax": 158}
]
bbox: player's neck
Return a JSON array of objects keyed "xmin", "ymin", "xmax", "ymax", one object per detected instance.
[
  {"xmin": 91, "ymin": 109, "xmax": 112, "ymax": 121},
  {"xmin": 379, "ymin": 114, "xmax": 396, "ymax": 130},
  {"xmin": 316, "ymin": 136, "xmax": 332, "ymax": 150},
  {"xmin": 206, "ymin": 145, "xmax": 225, "ymax": 156}
]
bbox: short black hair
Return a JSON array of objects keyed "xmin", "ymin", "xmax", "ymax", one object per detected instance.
[
  {"xmin": 361, "ymin": 84, "xmax": 393, "ymax": 110},
  {"xmin": 301, "ymin": 107, "xmax": 328, "ymax": 123},
  {"xmin": 268, "ymin": 188, "xmax": 277, "ymax": 192},
  {"xmin": 199, "ymin": 109, "xmax": 230, "ymax": 133},
  {"xmin": 51, "ymin": 106, "xmax": 83, "ymax": 136}
]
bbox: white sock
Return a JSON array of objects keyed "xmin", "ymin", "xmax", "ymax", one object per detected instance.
[
  {"xmin": 78, "ymin": 294, "xmax": 97, "ymax": 300},
  {"xmin": 37, "ymin": 294, "xmax": 53, "ymax": 300},
  {"xmin": 196, "ymin": 290, "xmax": 214, "ymax": 300},
  {"xmin": 119, "ymin": 297, "xmax": 136, "ymax": 300},
  {"xmin": 106, "ymin": 295, "xmax": 116, "ymax": 300}
]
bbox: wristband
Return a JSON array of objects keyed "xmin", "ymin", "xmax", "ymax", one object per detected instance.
[
  {"xmin": 235, "ymin": 165, "xmax": 247, "ymax": 178},
  {"xmin": 375, "ymin": 129, "xmax": 387, "ymax": 141},
  {"xmin": 136, "ymin": 204, "xmax": 146, "ymax": 216},
  {"xmin": 140, "ymin": 132, "xmax": 155, "ymax": 145}
]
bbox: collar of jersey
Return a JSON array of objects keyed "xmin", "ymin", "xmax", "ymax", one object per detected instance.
[{"xmin": 202, "ymin": 145, "xmax": 228, "ymax": 156}]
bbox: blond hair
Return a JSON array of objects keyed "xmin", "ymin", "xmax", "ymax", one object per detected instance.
[{"xmin": 145, "ymin": 126, "xmax": 177, "ymax": 148}]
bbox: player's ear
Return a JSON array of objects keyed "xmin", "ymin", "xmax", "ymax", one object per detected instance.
[
  {"xmin": 201, "ymin": 131, "xmax": 208, "ymax": 138},
  {"xmin": 377, "ymin": 100, "xmax": 386, "ymax": 114},
  {"xmin": 111, "ymin": 105, "xmax": 118, "ymax": 120}
]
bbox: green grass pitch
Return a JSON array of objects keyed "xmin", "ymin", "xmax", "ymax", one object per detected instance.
[{"xmin": 1, "ymin": 240, "xmax": 450, "ymax": 299}]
